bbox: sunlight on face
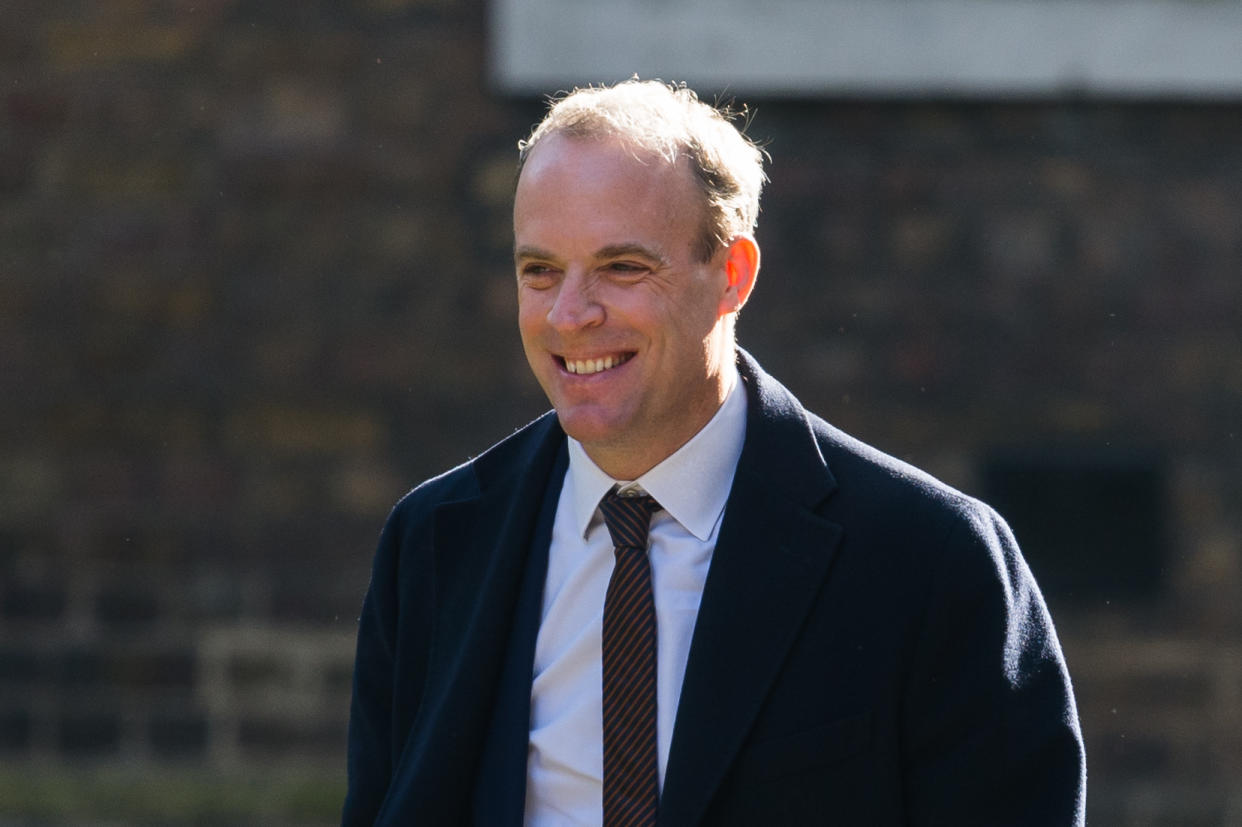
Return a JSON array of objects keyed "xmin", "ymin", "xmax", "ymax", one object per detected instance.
[{"xmin": 514, "ymin": 134, "xmax": 739, "ymax": 479}]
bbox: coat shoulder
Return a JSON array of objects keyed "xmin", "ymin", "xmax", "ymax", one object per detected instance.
[
  {"xmin": 809, "ymin": 412, "xmax": 984, "ymax": 522},
  {"xmin": 386, "ymin": 411, "xmax": 562, "ymax": 529},
  {"xmin": 801, "ymin": 410, "xmax": 1028, "ymax": 597}
]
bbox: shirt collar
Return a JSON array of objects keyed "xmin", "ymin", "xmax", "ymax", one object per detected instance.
[{"xmin": 565, "ymin": 363, "xmax": 748, "ymax": 542}]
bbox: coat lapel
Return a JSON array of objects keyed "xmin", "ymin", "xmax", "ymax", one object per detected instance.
[
  {"xmin": 381, "ymin": 415, "xmax": 565, "ymax": 823},
  {"xmin": 659, "ymin": 353, "xmax": 845, "ymax": 826},
  {"xmin": 472, "ymin": 441, "xmax": 568, "ymax": 825}
]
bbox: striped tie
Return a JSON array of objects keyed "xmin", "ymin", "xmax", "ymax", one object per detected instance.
[{"xmin": 599, "ymin": 489, "xmax": 662, "ymax": 827}]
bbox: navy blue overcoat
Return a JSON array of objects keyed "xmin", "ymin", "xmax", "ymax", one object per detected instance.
[{"xmin": 342, "ymin": 350, "xmax": 1086, "ymax": 826}]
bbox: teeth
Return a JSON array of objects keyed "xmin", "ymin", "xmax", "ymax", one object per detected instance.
[{"xmin": 565, "ymin": 353, "xmax": 630, "ymax": 375}]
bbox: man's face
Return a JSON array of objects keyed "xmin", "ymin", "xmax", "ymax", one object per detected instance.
[{"xmin": 514, "ymin": 133, "xmax": 739, "ymax": 479}]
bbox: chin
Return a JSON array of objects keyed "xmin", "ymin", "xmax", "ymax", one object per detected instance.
[{"xmin": 554, "ymin": 410, "xmax": 626, "ymax": 447}]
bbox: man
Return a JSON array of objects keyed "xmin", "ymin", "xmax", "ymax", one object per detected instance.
[{"xmin": 342, "ymin": 79, "xmax": 1086, "ymax": 825}]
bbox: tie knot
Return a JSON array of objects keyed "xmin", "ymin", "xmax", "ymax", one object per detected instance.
[{"xmin": 599, "ymin": 490, "xmax": 661, "ymax": 551}]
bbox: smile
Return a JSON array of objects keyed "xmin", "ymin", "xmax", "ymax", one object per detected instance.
[{"xmin": 560, "ymin": 352, "xmax": 634, "ymax": 375}]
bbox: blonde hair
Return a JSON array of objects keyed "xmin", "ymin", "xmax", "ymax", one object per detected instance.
[{"xmin": 517, "ymin": 79, "xmax": 767, "ymax": 261}]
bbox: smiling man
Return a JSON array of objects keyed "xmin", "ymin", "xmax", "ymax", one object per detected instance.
[
  {"xmin": 513, "ymin": 128, "xmax": 758, "ymax": 480},
  {"xmin": 342, "ymin": 79, "xmax": 1086, "ymax": 826}
]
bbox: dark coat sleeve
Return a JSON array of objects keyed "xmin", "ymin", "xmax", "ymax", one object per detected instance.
[
  {"xmin": 340, "ymin": 496, "xmax": 437, "ymax": 827},
  {"xmin": 340, "ymin": 509, "xmax": 403, "ymax": 826},
  {"xmin": 900, "ymin": 501, "xmax": 1086, "ymax": 826}
]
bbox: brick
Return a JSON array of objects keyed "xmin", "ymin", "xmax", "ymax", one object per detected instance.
[
  {"xmin": 331, "ymin": 460, "xmax": 407, "ymax": 519},
  {"xmin": 95, "ymin": 584, "xmax": 160, "ymax": 627},
  {"xmin": 224, "ymin": 406, "xmax": 385, "ymax": 457},
  {"xmin": 0, "ymin": 148, "xmax": 34, "ymax": 195},
  {"xmin": 353, "ymin": 0, "xmax": 454, "ymax": 13},
  {"xmin": 237, "ymin": 716, "xmax": 346, "ymax": 756},
  {"xmin": 70, "ymin": 158, "xmax": 191, "ymax": 200},
  {"xmin": 148, "ymin": 711, "xmax": 209, "ymax": 759},
  {"xmin": 269, "ymin": 571, "xmax": 362, "ymax": 627},
  {"xmin": 46, "ymin": 23, "xmax": 197, "ymax": 67},
  {"xmin": 889, "ymin": 212, "xmax": 955, "ymax": 272},
  {"xmin": 0, "ymin": 645, "xmax": 41, "ymax": 686},
  {"xmin": 56, "ymin": 647, "xmax": 107, "ymax": 691},
  {"xmin": 1096, "ymin": 730, "xmax": 1174, "ymax": 778},
  {"xmin": 0, "ymin": 530, "xmax": 20, "ymax": 568},
  {"xmin": 226, "ymin": 653, "xmax": 288, "ymax": 693},
  {"xmin": 0, "ymin": 453, "xmax": 64, "ymax": 522},
  {"xmin": 2, "ymin": 583, "xmax": 67, "ymax": 622},
  {"xmin": 112, "ymin": 648, "xmax": 198, "ymax": 692},
  {"xmin": 58, "ymin": 712, "xmax": 122, "ymax": 757},
  {"xmin": 324, "ymin": 661, "xmax": 355, "ymax": 698},
  {"xmin": 186, "ymin": 569, "xmax": 246, "ymax": 622},
  {"xmin": 1092, "ymin": 670, "xmax": 1214, "ymax": 713},
  {"xmin": 0, "ymin": 709, "xmax": 32, "ymax": 753},
  {"xmin": 5, "ymin": 89, "xmax": 69, "ymax": 131}
]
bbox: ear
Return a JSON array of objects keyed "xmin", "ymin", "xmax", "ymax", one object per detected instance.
[{"xmin": 718, "ymin": 235, "xmax": 760, "ymax": 317}]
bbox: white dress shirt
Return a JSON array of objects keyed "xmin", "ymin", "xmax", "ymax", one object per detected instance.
[{"xmin": 524, "ymin": 367, "xmax": 748, "ymax": 826}]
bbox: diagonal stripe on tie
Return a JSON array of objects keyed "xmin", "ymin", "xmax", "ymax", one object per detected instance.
[{"xmin": 599, "ymin": 489, "xmax": 662, "ymax": 827}]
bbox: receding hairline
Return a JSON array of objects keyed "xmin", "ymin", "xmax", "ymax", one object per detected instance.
[
  {"xmin": 515, "ymin": 79, "xmax": 768, "ymax": 260},
  {"xmin": 516, "ymin": 81, "xmax": 757, "ymax": 170}
]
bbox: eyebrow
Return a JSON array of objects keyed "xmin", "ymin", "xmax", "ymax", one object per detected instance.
[
  {"xmin": 514, "ymin": 245, "xmax": 556, "ymax": 263},
  {"xmin": 514, "ymin": 243, "xmax": 668, "ymax": 265},
  {"xmin": 595, "ymin": 243, "xmax": 668, "ymax": 265}
]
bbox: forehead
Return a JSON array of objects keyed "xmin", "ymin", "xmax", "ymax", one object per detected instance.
[{"xmin": 514, "ymin": 133, "xmax": 703, "ymax": 230}]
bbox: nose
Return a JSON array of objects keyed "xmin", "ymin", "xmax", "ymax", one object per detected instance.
[{"xmin": 547, "ymin": 270, "xmax": 604, "ymax": 332}]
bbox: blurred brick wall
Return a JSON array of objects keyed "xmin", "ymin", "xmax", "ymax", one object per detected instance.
[{"xmin": 2, "ymin": 2, "xmax": 1241, "ymax": 824}]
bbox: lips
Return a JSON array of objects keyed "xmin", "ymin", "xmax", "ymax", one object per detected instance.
[{"xmin": 559, "ymin": 352, "xmax": 635, "ymax": 375}]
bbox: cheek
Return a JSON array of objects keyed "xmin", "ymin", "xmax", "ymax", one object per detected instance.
[
  {"xmin": 516, "ymin": 295, "xmax": 546, "ymax": 332},
  {"xmin": 654, "ymin": 293, "xmax": 719, "ymax": 346}
]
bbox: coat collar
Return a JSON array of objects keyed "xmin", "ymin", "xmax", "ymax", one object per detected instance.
[{"xmin": 659, "ymin": 349, "xmax": 844, "ymax": 825}]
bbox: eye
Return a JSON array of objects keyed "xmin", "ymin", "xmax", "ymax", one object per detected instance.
[
  {"xmin": 604, "ymin": 261, "xmax": 648, "ymax": 279},
  {"xmin": 518, "ymin": 263, "xmax": 558, "ymax": 288}
]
